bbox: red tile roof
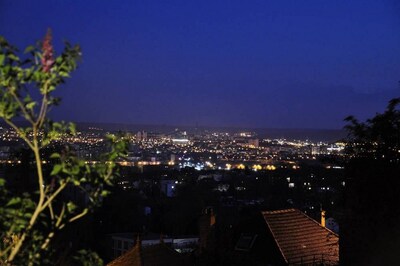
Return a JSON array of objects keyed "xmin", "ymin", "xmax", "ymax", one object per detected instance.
[
  {"xmin": 107, "ymin": 241, "xmax": 191, "ymax": 266},
  {"xmin": 262, "ymin": 209, "xmax": 339, "ymax": 265},
  {"xmin": 107, "ymin": 244, "xmax": 141, "ymax": 266}
]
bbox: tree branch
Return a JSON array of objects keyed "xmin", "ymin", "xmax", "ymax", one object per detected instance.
[
  {"xmin": 40, "ymin": 182, "xmax": 68, "ymax": 212},
  {"xmin": 36, "ymin": 81, "xmax": 50, "ymax": 128},
  {"xmin": 3, "ymin": 119, "xmax": 34, "ymax": 150},
  {"xmin": 56, "ymin": 204, "xmax": 66, "ymax": 228},
  {"xmin": 68, "ymin": 208, "xmax": 88, "ymax": 223},
  {"xmin": 8, "ymin": 89, "xmax": 35, "ymax": 125},
  {"xmin": 47, "ymin": 201, "xmax": 55, "ymax": 220}
]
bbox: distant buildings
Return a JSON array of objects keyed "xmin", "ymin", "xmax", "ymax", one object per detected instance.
[
  {"xmin": 136, "ymin": 131, "xmax": 148, "ymax": 141},
  {"xmin": 0, "ymin": 127, "xmax": 345, "ymax": 171}
]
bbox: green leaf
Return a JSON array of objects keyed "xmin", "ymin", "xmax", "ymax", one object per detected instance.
[
  {"xmin": 67, "ymin": 202, "xmax": 77, "ymax": 213},
  {"xmin": 23, "ymin": 94, "xmax": 32, "ymax": 103},
  {"xmin": 50, "ymin": 153, "xmax": 60, "ymax": 159},
  {"xmin": 59, "ymin": 71, "xmax": 69, "ymax": 78},
  {"xmin": 0, "ymin": 54, "xmax": 5, "ymax": 65},
  {"xmin": 24, "ymin": 45, "xmax": 35, "ymax": 54},
  {"xmin": 68, "ymin": 122, "xmax": 77, "ymax": 135},
  {"xmin": 101, "ymin": 190, "xmax": 110, "ymax": 197},
  {"xmin": 0, "ymin": 178, "xmax": 5, "ymax": 186},
  {"xmin": 7, "ymin": 197, "xmax": 21, "ymax": 207},
  {"xmin": 24, "ymin": 212, "xmax": 33, "ymax": 219},
  {"xmin": 8, "ymin": 53, "xmax": 19, "ymax": 61},
  {"xmin": 48, "ymin": 85, "xmax": 56, "ymax": 92},
  {"xmin": 50, "ymin": 164, "xmax": 62, "ymax": 176},
  {"xmin": 72, "ymin": 178, "xmax": 80, "ymax": 185},
  {"xmin": 26, "ymin": 101, "xmax": 36, "ymax": 110}
]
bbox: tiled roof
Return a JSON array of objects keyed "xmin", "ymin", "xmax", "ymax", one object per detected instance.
[
  {"xmin": 107, "ymin": 244, "xmax": 141, "ymax": 266},
  {"xmin": 107, "ymin": 241, "xmax": 190, "ymax": 266},
  {"xmin": 262, "ymin": 209, "xmax": 339, "ymax": 265}
]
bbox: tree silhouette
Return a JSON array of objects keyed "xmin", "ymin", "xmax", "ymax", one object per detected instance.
[{"xmin": 341, "ymin": 97, "xmax": 400, "ymax": 265}]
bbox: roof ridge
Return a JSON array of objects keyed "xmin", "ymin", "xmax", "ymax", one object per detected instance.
[
  {"xmin": 295, "ymin": 209, "xmax": 339, "ymax": 237},
  {"xmin": 262, "ymin": 208, "xmax": 297, "ymax": 214},
  {"xmin": 142, "ymin": 240, "xmax": 187, "ymax": 258},
  {"xmin": 107, "ymin": 244, "xmax": 141, "ymax": 266}
]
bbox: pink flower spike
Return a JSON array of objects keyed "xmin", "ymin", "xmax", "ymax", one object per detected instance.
[{"xmin": 41, "ymin": 29, "xmax": 55, "ymax": 73}]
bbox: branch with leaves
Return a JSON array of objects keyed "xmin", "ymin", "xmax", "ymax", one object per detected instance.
[{"xmin": 0, "ymin": 30, "xmax": 127, "ymax": 265}]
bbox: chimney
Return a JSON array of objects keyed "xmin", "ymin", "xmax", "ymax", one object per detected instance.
[
  {"xmin": 135, "ymin": 234, "xmax": 141, "ymax": 248},
  {"xmin": 321, "ymin": 210, "xmax": 326, "ymax": 227},
  {"xmin": 199, "ymin": 207, "xmax": 216, "ymax": 251},
  {"xmin": 209, "ymin": 208, "xmax": 216, "ymax": 226}
]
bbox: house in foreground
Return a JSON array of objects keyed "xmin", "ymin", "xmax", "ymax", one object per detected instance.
[
  {"xmin": 262, "ymin": 209, "xmax": 339, "ymax": 265},
  {"xmin": 108, "ymin": 208, "xmax": 339, "ymax": 265}
]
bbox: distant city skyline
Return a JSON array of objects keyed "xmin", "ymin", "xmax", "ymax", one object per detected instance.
[{"xmin": 1, "ymin": 0, "xmax": 399, "ymax": 129}]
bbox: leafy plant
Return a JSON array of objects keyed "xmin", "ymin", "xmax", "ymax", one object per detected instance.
[
  {"xmin": 344, "ymin": 97, "xmax": 400, "ymax": 161},
  {"xmin": 0, "ymin": 30, "xmax": 127, "ymax": 265}
]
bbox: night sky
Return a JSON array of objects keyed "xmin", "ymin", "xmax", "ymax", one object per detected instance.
[{"xmin": 1, "ymin": 0, "xmax": 399, "ymax": 129}]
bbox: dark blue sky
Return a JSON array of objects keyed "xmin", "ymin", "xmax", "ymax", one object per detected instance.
[{"xmin": 1, "ymin": 0, "xmax": 399, "ymax": 129}]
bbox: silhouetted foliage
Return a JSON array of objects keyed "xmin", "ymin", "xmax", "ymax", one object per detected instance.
[
  {"xmin": 344, "ymin": 97, "xmax": 400, "ymax": 161},
  {"xmin": 341, "ymin": 97, "xmax": 400, "ymax": 265}
]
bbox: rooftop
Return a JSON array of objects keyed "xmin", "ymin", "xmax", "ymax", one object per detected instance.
[
  {"xmin": 107, "ymin": 239, "xmax": 190, "ymax": 266},
  {"xmin": 262, "ymin": 209, "xmax": 339, "ymax": 265}
]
